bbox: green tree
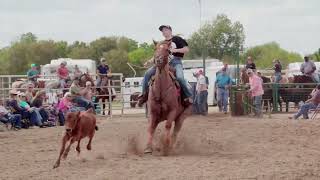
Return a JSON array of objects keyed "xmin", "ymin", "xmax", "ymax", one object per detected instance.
[
  {"xmin": 117, "ymin": 37, "xmax": 138, "ymax": 52},
  {"xmin": 103, "ymin": 49, "xmax": 132, "ymax": 77},
  {"xmin": 242, "ymin": 42, "xmax": 302, "ymax": 68},
  {"xmin": 187, "ymin": 14, "xmax": 245, "ymax": 61},
  {"xmin": 68, "ymin": 46, "xmax": 94, "ymax": 59},
  {"xmin": 312, "ymin": 48, "xmax": 320, "ymax": 61},
  {"xmin": 20, "ymin": 32, "xmax": 37, "ymax": 44},
  {"xmin": 90, "ymin": 37, "xmax": 118, "ymax": 60}
]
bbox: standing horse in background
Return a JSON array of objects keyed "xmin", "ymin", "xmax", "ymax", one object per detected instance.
[
  {"xmin": 144, "ymin": 40, "xmax": 192, "ymax": 155},
  {"xmin": 95, "ymin": 76, "xmax": 116, "ymax": 115},
  {"xmin": 79, "ymin": 73, "xmax": 95, "ymax": 88},
  {"xmin": 280, "ymin": 75, "xmax": 316, "ymax": 112}
]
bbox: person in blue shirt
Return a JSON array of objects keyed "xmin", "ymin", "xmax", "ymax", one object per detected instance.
[
  {"xmin": 27, "ymin": 64, "xmax": 40, "ymax": 84},
  {"xmin": 215, "ymin": 68, "xmax": 232, "ymax": 114},
  {"xmin": 96, "ymin": 58, "xmax": 111, "ymax": 87}
]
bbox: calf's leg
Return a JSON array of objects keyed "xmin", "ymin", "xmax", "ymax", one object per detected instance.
[
  {"xmin": 87, "ymin": 130, "xmax": 96, "ymax": 150},
  {"xmin": 53, "ymin": 134, "xmax": 70, "ymax": 169},
  {"xmin": 76, "ymin": 139, "xmax": 81, "ymax": 154},
  {"xmin": 63, "ymin": 137, "xmax": 77, "ymax": 159}
]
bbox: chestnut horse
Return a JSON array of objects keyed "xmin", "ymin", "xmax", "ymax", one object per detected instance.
[{"xmin": 144, "ymin": 41, "xmax": 192, "ymax": 155}]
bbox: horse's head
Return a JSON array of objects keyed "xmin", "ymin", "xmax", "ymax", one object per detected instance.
[{"xmin": 153, "ymin": 40, "xmax": 171, "ymax": 69}]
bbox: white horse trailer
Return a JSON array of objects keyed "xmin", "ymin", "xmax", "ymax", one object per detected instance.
[
  {"xmin": 123, "ymin": 77, "xmax": 143, "ymax": 108},
  {"xmin": 40, "ymin": 58, "xmax": 97, "ymax": 80}
]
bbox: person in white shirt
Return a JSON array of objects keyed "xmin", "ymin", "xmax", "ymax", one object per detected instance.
[{"xmin": 195, "ymin": 69, "xmax": 208, "ymax": 115}]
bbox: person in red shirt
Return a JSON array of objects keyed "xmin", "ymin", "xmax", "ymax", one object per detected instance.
[{"xmin": 57, "ymin": 61, "xmax": 69, "ymax": 88}]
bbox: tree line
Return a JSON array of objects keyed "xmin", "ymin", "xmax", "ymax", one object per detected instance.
[{"xmin": 0, "ymin": 14, "xmax": 318, "ymax": 77}]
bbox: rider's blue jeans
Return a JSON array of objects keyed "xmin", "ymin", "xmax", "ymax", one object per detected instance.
[{"xmin": 141, "ymin": 57, "xmax": 192, "ymax": 98}]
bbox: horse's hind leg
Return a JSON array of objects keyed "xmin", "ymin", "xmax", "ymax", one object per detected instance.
[{"xmin": 172, "ymin": 107, "xmax": 191, "ymax": 147}]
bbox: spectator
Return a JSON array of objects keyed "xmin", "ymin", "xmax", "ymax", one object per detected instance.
[
  {"xmin": 57, "ymin": 61, "xmax": 69, "ymax": 88},
  {"xmin": 273, "ymin": 59, "xmax": 282, "ymax": 83},
  {"xmin": 74, "ymin": 65, "xmax": 83, "ymax": 80},
  {"xmin": 290, "ymin": 84, "xmax": 320, "ymax": 119},
  {"xmin": 31, "ymin": 90, "xmax": 49, "ymax": 124},
  {"xmin": 215, "ymin": 67, "xmax": 232, "ymax": 114},
  {"xmin": 18, "ymin": 92, "xmax": 44, "ymax": 128},
  {"xmin": 0, "ymin": 99, "xmax": 21, "ymax": 130},
  {"xmin": 247, "ymin": 69, "xmax": 264, "ymax": 118},
  {"xmin": 80, "ymin": 81, "xmax": 94, "ymax": 101},
  {"xmin": 216, "ymin": 63, "xmax": 229, "ymax": 76},
  {"xmin": 246, "ymin": 56, "xmax": 256, "ymax": 72},
  {"xmin": 70, "ymin": 79, "xmax": 94, "ymax": 110},
  {"xmin": 96, "ymin": 58, "xmax": 111, "ymax": 87},
  {"xmin": 195, "ymin": 70, "xmax": 208, "ymax": 115},
  {"xmin": 25, "ymin": 83, "xmax": 35, "ymax": 104},
  {"xmin": 300, "ymin": 56, "xmax": 319, "ymax": 82},
  {"xmin": 8, "ymin": 91, "xmax": 39, "ymax": 127},
  {"xmin": 27, "ymin": 64, "xmax": 40, "ymax": 84},
  {"xmin": 57, "ymin": 92, "xmax": 73, "ymax": 126}
]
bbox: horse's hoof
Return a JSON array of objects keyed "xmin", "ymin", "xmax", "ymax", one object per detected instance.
[{"xmin": 144, "ymin": 147, "xmax": 153, "ymax": 154}]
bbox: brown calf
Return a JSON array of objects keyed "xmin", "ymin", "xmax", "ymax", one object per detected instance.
[{"xmin": 53, "ymin": 108, "xmax": 98, "ymax": 168}]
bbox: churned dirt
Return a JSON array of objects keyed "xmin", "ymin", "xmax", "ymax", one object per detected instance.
[{"xmin": 1, "ymin": 109, "xmax": 320, "ymax": 180}]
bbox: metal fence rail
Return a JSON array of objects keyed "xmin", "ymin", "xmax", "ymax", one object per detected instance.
[
  {"xmin": 230, "ymin": 83, "xmax": 318, "ymax": 115},
  {"xmin": 0, "ymin": 74, "xmax": 147, "ymax": 118}
]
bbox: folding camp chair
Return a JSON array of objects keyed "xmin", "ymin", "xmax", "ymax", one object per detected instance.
[{"xmin": 311, "ymin": 104, "xmax": 320, "ymax": 120}]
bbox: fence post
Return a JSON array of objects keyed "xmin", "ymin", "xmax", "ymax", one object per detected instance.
[
  {"xmin": 108, "ymin": 79, "xmax": 112, "ymax": 118},
  {"xmin": 272, "ymin": 83, "xmax": 279, "ymax": 112},
  {"xmin": 120, "ymin": 74, "xmax": 124, "ymax": 116}
]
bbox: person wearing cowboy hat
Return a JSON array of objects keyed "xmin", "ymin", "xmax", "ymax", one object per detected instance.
[
  {"xmin": 96, "ymin": 57, "xmax": 111, "ymax": 87},
  {"xmin": 194, "ymin": 69, "xmax": 208, "ymax": 115},
  {"xmin": 215, "ymin": 67, "xmax": 232, "ymax": 114},
  {"xmin": 138, "ymin": 25, "xmax": 192, "ymax": 106},
  {"xmin": 247, "ymin": 69, "xmax": 264, "ymax": 118},
  {"xmin": 27, "ymin": 63, "xmax": 40, "ymax": 85},
  {"xmin": 57, "ymin": 61, "xmax": 69, "ymax": 88}
]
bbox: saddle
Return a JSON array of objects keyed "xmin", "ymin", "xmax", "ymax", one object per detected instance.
[{"xmin": 149, "ymin": 68, "xmax": 182, "ymax": 98}]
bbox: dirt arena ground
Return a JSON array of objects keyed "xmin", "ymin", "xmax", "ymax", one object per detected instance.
[{"xmin": 2, "ymin": 109, "xmax": 320, "ymax": 180}]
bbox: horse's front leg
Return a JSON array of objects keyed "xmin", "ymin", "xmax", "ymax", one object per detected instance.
[{"xmin": 144, "ymin": 113, "xmax": 159, "ymax": 154}]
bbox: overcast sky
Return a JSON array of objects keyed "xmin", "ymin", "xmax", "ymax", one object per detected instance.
[{"xmin": 0, "ymin": 0, "xmax": 319, "ymax": 54}]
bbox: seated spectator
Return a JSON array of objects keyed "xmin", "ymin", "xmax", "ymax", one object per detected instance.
[
  {"xmin": 25, "ymin": 83, "xmax": 35, "ymax": 104},
  {"xmin": 290, "ymin": 84, "xmax": 320, "ymax": 119},
  {"xmin": 17, "ymin": 92, "xmax": 44, "ymax": 128},
  {"xmin": 0, "ymin": 99, "xmax": 21, "ymax": 130},
  {"xmin": 57, "ymin": 92, "xmax": 75, "ymax": 125},
  {"xmin": 31, "ymin": 90, "xmax": 49, "ymax": 124}
]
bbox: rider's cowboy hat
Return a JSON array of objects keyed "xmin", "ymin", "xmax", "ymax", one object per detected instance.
[{"xmin": 159, "ymin": 25, "xmax": 172, "ymax": 31}]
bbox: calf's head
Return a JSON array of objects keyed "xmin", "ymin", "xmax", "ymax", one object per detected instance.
[{"xmin": 65, "ymin": 111, "xmax": 81, "ymax": 135}]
